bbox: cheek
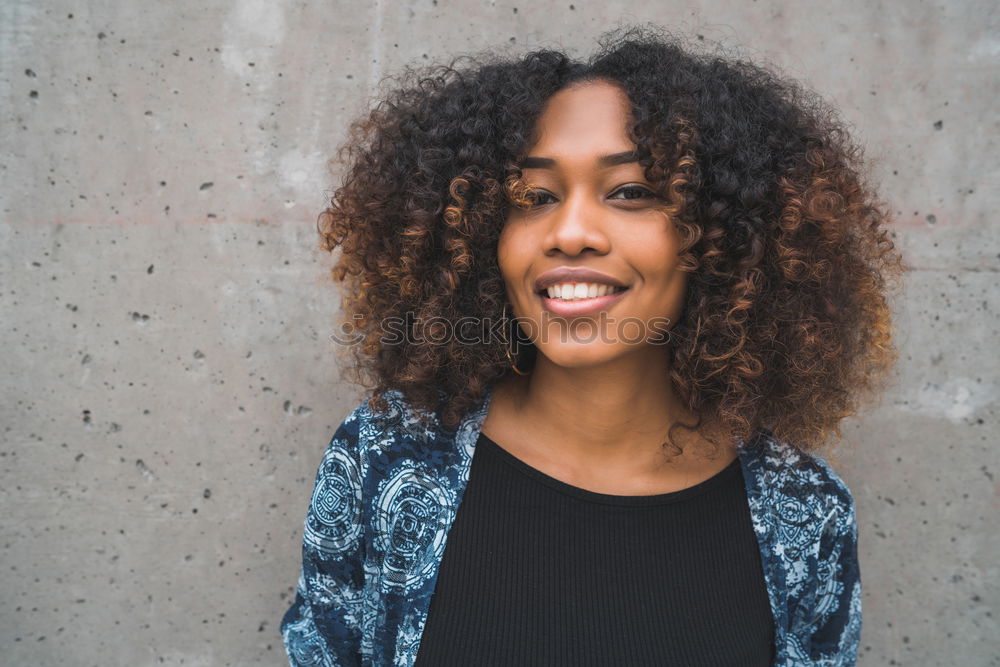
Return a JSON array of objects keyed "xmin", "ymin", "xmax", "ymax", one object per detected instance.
[
  {"xmin": 628, "ymin": 234, "xmax": 688, "ymax": 306},
  {"xmin": 496, "ymin": 222, "xmax": 531, "ymax": 284}
]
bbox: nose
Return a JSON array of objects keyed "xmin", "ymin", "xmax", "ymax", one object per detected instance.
[{"xmin": 542, "ymin": 190, "xmax": 611, "ymax": 257}]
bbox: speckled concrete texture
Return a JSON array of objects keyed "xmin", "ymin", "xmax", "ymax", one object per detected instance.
[{"xmin": 2, "ymin": 1, "xmax": 997, "ymax": 665}]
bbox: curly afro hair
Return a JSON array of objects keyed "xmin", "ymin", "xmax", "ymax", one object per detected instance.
[{"xmin": 318, "ymin": 26, "xmax": 905, "ymax": 457}]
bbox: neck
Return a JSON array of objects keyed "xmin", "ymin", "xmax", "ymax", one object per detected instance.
[{"xmin": 493, "ymin": 346, "xmax": 730, "ymax": 475}]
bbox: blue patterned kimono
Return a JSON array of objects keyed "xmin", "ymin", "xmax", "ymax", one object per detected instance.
[{"xmin": 281, "ymin": 386, "xmax": 862, "ymax": 666}]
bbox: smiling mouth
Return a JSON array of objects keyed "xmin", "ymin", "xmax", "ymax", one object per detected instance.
[
  {"xmin": 536, "ymin": 285, "xmax": 630, "ymax": 301},
  {"xmin": 533, "ymin": 285, "xmax": 632, "ymax": 321}
]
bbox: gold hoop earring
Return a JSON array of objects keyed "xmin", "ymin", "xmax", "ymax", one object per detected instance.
[{"xmin": 502, "ymin": 303, "xmax": 531, "ymax": 376}]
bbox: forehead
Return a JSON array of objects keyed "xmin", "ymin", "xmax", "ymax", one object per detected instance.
[{"xmin": 528, "ymin": 80, "xmax": 635, "ymax": 156}]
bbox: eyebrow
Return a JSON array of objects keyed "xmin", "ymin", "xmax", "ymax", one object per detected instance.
[{"xmin": 518, "ymin": 150, "xmax": 641, "ymax": 170}]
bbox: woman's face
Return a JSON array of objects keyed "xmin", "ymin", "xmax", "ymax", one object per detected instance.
[{"xmin": 498, "ymin": 79, "xmax": 689, "ymax": 370}]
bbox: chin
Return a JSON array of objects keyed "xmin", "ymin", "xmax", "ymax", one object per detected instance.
[{"xmin": 534, "ymin": 344, "xmax": 625, "ymax": 369}]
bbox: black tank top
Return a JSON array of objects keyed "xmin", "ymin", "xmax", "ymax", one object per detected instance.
[{"xmin": 415, "ymin": 432, "xmax": 775, "ymax": 666}]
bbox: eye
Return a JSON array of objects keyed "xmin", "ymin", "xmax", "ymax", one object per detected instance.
[
  {"xmin": 525, "ymin": 190, "xmax": 557, "ymax": 207},
  {"xmin": 609, "ymin": 185, "xmax": 656, "ymax": 201}
]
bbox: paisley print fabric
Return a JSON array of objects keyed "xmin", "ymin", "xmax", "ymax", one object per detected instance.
[
  {"xmin": 372, "ymin": 460, "xmax": 456, "ymax": 594},
  {"xmin": 281, "ymin": 386, "xmax": 862, "ymax": 666},
  {"xmin": 304, "ymin": 445, "xmax": 363, "ymax": 556}
]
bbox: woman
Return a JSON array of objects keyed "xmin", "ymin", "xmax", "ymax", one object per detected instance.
[{"xmin": 281, "ymin": 27, "xmax": 903, "ymax": 667}]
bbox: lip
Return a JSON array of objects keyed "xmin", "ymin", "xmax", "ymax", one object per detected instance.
[
  {"xmin": 534, "ymin": 266, "xmax": 628, "ymax": 292},
  {"xmin": 539, "ymin": 287, "xmax": 629, "ymax": 317}
]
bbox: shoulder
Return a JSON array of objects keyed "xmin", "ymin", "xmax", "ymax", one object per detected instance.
[
  {"xmin": 323, "ymin": 389, "xmax": 448, "ymax": 456},
  {"xmin": 317, "ymin": 388, "xmax": 485, "ymax": 490},
  {"xmin": 740, "ymin": 429, "xmax": 858, "ymax": 540}
]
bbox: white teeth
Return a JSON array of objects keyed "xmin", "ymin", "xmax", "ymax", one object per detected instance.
[{"xmin": 544, "ymin": 282, "xmax": 623, "ymax": 300}]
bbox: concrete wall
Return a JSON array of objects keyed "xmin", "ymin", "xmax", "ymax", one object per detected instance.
[{"xmin": 2, "ymin": 0, "xmax": 996, "ymax": 664}]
